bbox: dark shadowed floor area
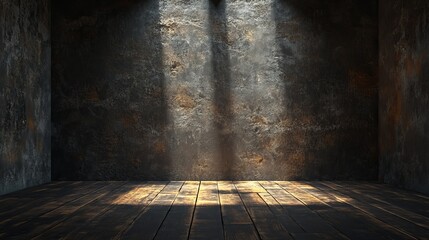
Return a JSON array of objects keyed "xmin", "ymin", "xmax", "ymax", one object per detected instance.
[{"xmin": 0, "ymin": 181, "xmax": 428, "ymax": 240}]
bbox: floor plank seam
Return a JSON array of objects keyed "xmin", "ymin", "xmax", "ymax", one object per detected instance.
[
  {"xmin": 36, "ymin": 183, "xmax": 139, "ymax": 239},
  {"xmin": 330, "ymin": 181, "xmax": 429, "ymax": 226},
  {"xmin": 274, "ymin": 181, "xmax": 351, "ymax": 239},
  {"xmin": 291, "ymin": 181, "xmax": 415, "ymax": 240},
  {"xmin": 187, "ymin": 181, "xmax": 201, "ymax": 240},
  {"xmin": 233, "ymin": 181, "xmax": 263, "ymax": 240},
  {"xmin": 115, "ymin": 182, "xmax": 172, "ymax": 240},
  {"xmin": 152, "ymin": 181, "xmax": 185, "ymax": 240},
  {"xmin": 256, "ymin": 181, "xmax": 296, "ymax": 239},
  {"xmin": 319, "ymin": 181, "xmax": 426, "ymax": 238},
  {"xmin": 31, "ymin": 181, "xmax": 128, "ymax": 239},
  {"xmin": 217, "ymin": 182, "xmax": 226, "ymax": 240},
  {"xmin": 1, "ymin": 181, "xmax": 111, "ymax": 239},
  {"xmin": 63, "ymin": 182, "xmax": 154, "ymax": 239},
  {"xmin": 115, "ymin": 182, "xmax": 170, "ymax": 240},
  {"xmin": 258, "ymin": 181, "xmax": 306, "ymax": 235}
]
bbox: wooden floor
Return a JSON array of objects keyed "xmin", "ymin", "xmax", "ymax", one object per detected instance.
[{"xmin": 0, "ymin": 181, "xmax": 428, "ymax": 240}]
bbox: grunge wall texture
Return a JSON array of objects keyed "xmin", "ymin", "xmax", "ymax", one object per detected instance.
[
  {"xmin": 379, "ymin": 0, "xmax": 429, "ymax": 194},
  {"xmin": 51, "ymin": 0, "xmax": 378, "ymax": 181},
  {"xmin": 4, "ymin": 0, "xmax": 429, "ymax": 195},
  {"xmin": 0, "ymin": 0, "xmax": 51, "ymax": 195}
]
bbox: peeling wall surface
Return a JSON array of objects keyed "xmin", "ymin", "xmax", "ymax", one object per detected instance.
[
  {"xmin": 379, "ymin": 0, "xmax": 429, "ymax": 194},
  {"xmin": 0, "ymin": 0, "xmax": 51, "ymax": 195},
  {"xmin": 52, "ymin": 0, "xmax": 378, "ymax": 180}
]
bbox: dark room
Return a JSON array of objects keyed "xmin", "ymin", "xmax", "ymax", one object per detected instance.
[{"xmin": 1, "ymin": 0, "xmax": 428, "ymax": 239}]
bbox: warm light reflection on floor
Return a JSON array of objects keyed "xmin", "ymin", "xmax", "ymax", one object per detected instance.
[
  {"xmin": 1, "ymin": 181, "xmax": 427, "ymax": 239},
  {"xmin": 109, "ymin": 181, "xmax": 354, "ymax": 206}
]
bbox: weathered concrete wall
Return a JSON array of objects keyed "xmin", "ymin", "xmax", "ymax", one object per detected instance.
[
  {"xmin": 0, "ymin": 0, "xmax": 51, "ymax": 195},
  {"xmin": 52, "ymin": 0, "xmax": 378, "ymax": 180},
  {"xmin": 379, "ymin": 0, "xmax": 429, "ymax": 194}
]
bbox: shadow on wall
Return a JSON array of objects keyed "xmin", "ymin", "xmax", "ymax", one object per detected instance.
[
  {"xmin": 209, "ymin": 0, "xmax": 235, "ymax": 179},
  {"xmin": 52, "ymin": 0, "xmax": 171, "ymax": 180},
  {"xmin": 273, "ymin": 0, "xmax": 378, "ymax": 180}
]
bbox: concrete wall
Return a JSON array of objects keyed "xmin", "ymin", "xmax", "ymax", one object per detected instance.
[
  {"xmin": 52, "ymin": 0, "xmax": 378, "ymax": 180},
  {"xmin": 0, "ymin": 0, "xmax": 51, "ymax": 195},
  {"xmin": 379, "ymin": 0, "xmax": 429, "ymax": 194}
]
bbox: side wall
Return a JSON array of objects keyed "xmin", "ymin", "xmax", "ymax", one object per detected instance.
[
  {"xmin": 52, "ymin": 0, "xmax": 378, "ymax": 180},
  {"xmin": 379, "ymin": 0, "xmax": 429, "ymax": 194},
  {"xmin": 0, "ymin": 0, "xmax": 51, "ymax": 195}
]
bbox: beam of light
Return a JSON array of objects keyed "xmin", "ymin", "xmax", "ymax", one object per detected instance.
[
  {"xmin": 156, "ymin": 0, "xmax": 287, "ymax": 179},
  {"xmin": 159, "ymin": 0, "xmax": 224, "ymax": 179}
]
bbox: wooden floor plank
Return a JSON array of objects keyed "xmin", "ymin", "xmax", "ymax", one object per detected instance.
[
  {"xmin": 267, "ymin": 181, "xmax": 340, "ymax": 234},
  {"xmin": 0, "ymin": 181, "xmax": 103, "ymax": 227},
  {"xmin": 0, "ymin": 181, "xmax": 427, "ymax": 240},
  {"xmin": 0, "ymin": 181, "xmax": 81, "ymax": 213},
  {"xmin": 154, "ymin": 181, "xmax": 200, "ymax": 240},
  {"xmin": 33, "ymin": 182, "xmax": 151, "ymax": 240},
  {"xmin": 0, "ymin": 182, "xmax": 126, "ymax": 239},
  {"xmin": 333, "ymin": 181, "xmax": 429, "ymax": 222},
  {"xmin": 218, "ymin": 181, "xmax": 255, "ymax": 225},
  {"xmin": 189, "ymin": 181, "xmax": 224, "ymax": 240},
  {"xmin": 234, "ymin": 181, "xmax": 266, "ymax": 193},
  {"xmin": 0, "ymin": 181, "xmax": 70, "ymax": 202},
  {"xmin": 119, "ymin": 181, "xmax": 184, "ymax": 240},
  {"xmin": 0, "ymin": 181, "xmax": 72, "ymax": 197},
  {"xmin": 354, "ymin": 181, "xmax": 429, "ymax": 201},
  {"xmin": 308, "ymin": 181, "xmax": 429, "ymax": 239},
  {"xmin": 218, "ymin": 181, "xmax": 260, "ymax": 240},
  {"xmin": 234, "ymin": 181, "xmax": 292, "ymax": 240},
  {"xmin": 291, "ymin": 233, "xmax": 348, "ymax": 240},
  {"xmin": 281, "ymin": 181, "xmax": 412, "ymax": 240},
  {"xmin": 65, "ymin": 182, "xmax": 168, "ymax": 240},
  {"xmin": 258, "ymin": 181, "xmax": 305, "ymax": 234}
]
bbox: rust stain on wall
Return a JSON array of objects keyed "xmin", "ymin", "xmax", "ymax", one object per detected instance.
[
  {"xmin": 153, "ymin": 140, "xmax": 167, "ymax": 155},
  {"xmin": 348, "ymin": 69, "xmax": 377, "ymax": 96},
  {"xmin": 240, "ymin": 153, "xmax": 264, "ymax": 165},
  {"xmin": 174, "ymin": 87, "xmax": 197, "ymax": 110},
  {"xmin": 27, "ymin": 116, "xmax": 37, "ymax": 132},
  {"xmin": 251, "ymin": 115, "xmax": 268, "ymax": 126}
]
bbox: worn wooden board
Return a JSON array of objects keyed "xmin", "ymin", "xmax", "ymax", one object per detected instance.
[{"xmin": 1, "ymin": 181, "xmax": 428, "ymax": 240}]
